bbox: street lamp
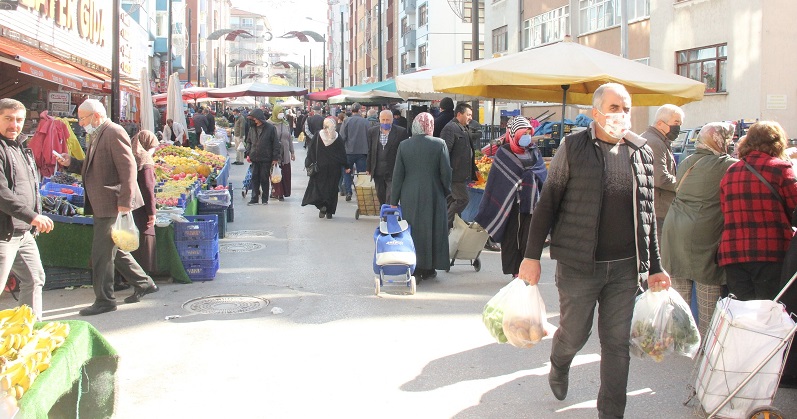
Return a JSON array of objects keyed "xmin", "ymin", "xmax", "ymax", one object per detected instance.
[{"xmin": 280, "ymin": 30, "xmax": 326, "ymax": 91}]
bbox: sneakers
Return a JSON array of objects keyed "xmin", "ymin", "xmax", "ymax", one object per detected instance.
[
  {"xmin": 345, "ymin": 194, "xmax": 352, "ymax": 202},
  {"xmin": 247, "ymin": 200, "xmax": 258, "ymax": 206}
]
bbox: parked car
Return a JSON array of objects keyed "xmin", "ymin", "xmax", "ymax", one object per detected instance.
[{"xmin": 672, "ymin": 126, "xmax": 702, "ymax": 165}]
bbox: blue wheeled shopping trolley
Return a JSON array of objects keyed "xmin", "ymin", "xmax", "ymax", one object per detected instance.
[{"xmin": 372, "ymin": 205, "xmax": 417, "ymax": 295}]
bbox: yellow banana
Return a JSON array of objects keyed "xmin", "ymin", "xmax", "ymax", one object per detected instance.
[
  {"xmin": 14, "ymin": 384, "xmax": 23, "ymax": 399},
  {"xmin": 0, "ymin": 309, "xmax": 16, "ymax": 321},
  {"xmin": 5, "ymin": 385, "xmax": 15, "ymax": 399}
]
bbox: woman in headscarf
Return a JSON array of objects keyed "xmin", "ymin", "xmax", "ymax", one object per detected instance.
[
  {"xmin": 302, "ymin": 117, "xmax": 348, "ymax": 219},
  {"xmin": 660, "ymin": 122, "xmax": 738, "ymax": 337},
  {"xmin": 268, "ymin": 104, "xmax": 295, "ymax": 201},
  {"xmin": 474, "ymin": 117, "xmax": 548, "ymax": 278},
  {"xmin": 718, "ymin": 121, "xmax": 797, "ymax": 300},
  {"xmin": 390, "ymin": 113, "xmax": 453, "ymax": 280},
  {"xmin": 115, "ymin": 130, "xmax": 159, "ymax": 290}
]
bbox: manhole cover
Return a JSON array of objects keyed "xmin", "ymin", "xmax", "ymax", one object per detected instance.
[
  {"xmin": 219, "ymin": 242, "xmax": 264, "ymax": 253},
  {"xmin": 182, "ymin": 295, "xmax": 270, "ymax": 314},
  {"xmin": 225, "ymin": 230, "xmax": 273, "ymax": 238}
]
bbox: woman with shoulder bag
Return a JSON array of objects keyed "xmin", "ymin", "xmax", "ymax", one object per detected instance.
[{"xmin": 718, "ymin": 121, "xmax": 797, "ymax": 300}]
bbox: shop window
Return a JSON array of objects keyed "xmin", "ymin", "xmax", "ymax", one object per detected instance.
[{"xmin": 676, "ymin": 44, "xmax": 727, "ymax": 93}]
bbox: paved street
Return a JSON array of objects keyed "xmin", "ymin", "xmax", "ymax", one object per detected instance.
[{"xmin": 3, "ymin": 142, "xmax": 796, "ymax": 418}]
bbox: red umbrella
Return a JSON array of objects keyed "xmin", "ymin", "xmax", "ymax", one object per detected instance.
[{"xmin": 306, "ymin": 88, "xmax": 341, "ymax": 102}]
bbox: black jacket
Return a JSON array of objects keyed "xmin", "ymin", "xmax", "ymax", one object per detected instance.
[
  {"xmin": 245, "ymin": 109, "xmax": 281, "ymax": 163},
  {"xmin": 525, "ymin": 128, "xmax": 661, "ymax": 279},
  {"xmin": 433, "ymin": 110, "xmax": 455, "ymax": 138},
  {"xmin": 366, "ymin": 125, "xmax": 408, "ymax": 180},
  {"xmin": 440, "ymin": 119, "xmax": 477, "ymax": 182},
  {"xmin": 0, "ymin": 138, "xmax": 40, "ymax": 241}
]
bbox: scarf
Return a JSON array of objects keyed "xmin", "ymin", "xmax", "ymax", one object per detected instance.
[
  {"xmin": 132, "ymin": 130, "xmax": 158, "ymax": 170},
  {"xmin": 412, "ymin": 112, "xmax": 434, "ymax": 136},
  {"xmin": 696, "ymin": 121, "xmax": 734, "ymax": 156},
  {"xmin": 474, "ymin": 144, "xmax": 547, "ymax": 242}
]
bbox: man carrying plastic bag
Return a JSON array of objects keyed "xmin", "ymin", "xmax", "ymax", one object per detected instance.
[
  {"xmin": 482, "ymin": 278, "xmax": 548, "ymax": 348},
  {"xmin": 629, "ymin": 288, "xmax": 700, "ymax": 362},
  {"xmin": 517, "ymin": 84, "xmax": 671, "ymax": 419}
]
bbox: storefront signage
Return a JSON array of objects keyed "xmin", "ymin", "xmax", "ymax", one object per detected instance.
[
  {"xmin": 17, "ymin": 0, "xmax": 107, "ymax": 47},
  {"xmin": 48, "ymin": 92, "xmax": 70, "ymax": 103}
]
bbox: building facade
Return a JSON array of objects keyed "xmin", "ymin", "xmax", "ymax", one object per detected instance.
[{"xmin": 228, "ymin": 7, "xmax": 270, "ymax": 86}]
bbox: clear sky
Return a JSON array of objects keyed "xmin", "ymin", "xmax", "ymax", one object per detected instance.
[{"xmin": 229, "ymin": 0, "xmax": 329, "ymax": 67}]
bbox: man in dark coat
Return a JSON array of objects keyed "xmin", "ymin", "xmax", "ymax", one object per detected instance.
[
  {"xmin": 192, "ymin": 109, "xmax": 208, "ymax": 137},
  {"xmin": 366, "ymin": 110, "xmax": 408, "ymax": 205},
  {"xmin": 440, "ymin": 102, "xmax": 476, "ymax": 227},
  {"xmin": 244, "ymin": 108, "xmax": 281, "ymax": 205},
  {"xmin": 433, "ymin": 97, "xmax": 455, "ymax": 138},
  {"xmin": 204, "ymin": 108, "xmax": 216, "ymax": 137},
  {"xmin": 392, "ymin": 108, "xmax": 408, "ymax": 130}
]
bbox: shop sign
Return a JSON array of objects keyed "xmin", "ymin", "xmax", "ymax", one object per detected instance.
[
  {"xmin": 48, "ymin": 92, "xmax": 70, "ymax": 104},
  {"xmin": 18, "ymin": 0, "xmax": 107, "ymax": 47}
]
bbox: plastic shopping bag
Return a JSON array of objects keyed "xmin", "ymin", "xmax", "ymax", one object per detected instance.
[
  {"xmin": 271, "ymin": 164, "xmax": 283, "ymax": 183},
  {"xmin": 482, "ymin": 278, "xmax": 548, "ymax": 348},
  {"xmin": 237, "ymin": 142, "xmax": 246, "ymax": 152},
  {"xmin": 111, "ymin": 212, "xmax": 139, "ymax": 252},
  {"xmin": 630, "ymin": 288, "xmax": 700, "ymax": 362}
]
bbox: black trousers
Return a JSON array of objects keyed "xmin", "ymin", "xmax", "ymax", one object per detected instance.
[
  {"xmin": 725, "ymin": 261, "xmax": 782, "ymax": 301},
  {"xmin": 250, "ymin": 161, "xmax": 272, "ymax": 203}
]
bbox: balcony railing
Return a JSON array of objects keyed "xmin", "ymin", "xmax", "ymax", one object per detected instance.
[
  {"xmin": 402, "ymin": 29, "xmax": 416, "ymax": 49},
  {"xmin": 403, "ymin": 0, "xmax": 416, "ymax": 14}
]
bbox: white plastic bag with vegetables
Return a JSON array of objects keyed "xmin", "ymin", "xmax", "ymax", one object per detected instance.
[
  {"xmin": 629, "ymin": 288, "xmax": 700, "ymax": 362},
  {"xmin": 111, "ymin": 212, "xmax": 140, "ymax": 252},
  {"xmin": 482, "ymin": 278, "xmax": 548, "ymax": 348}
]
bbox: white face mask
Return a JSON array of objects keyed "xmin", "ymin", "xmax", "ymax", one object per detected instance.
[{"xmin": 597, "ymin": 110, "xmax": 631, "ymax": 140}]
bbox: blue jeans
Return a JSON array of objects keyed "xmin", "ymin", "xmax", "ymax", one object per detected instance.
[
  {"xmin": 551, "ymin": 257, "xmax": 639, "ymax": 419},
  {"xmin": 343, "ymin": 154, "xmax": 367, "ymax": 195},
  {"xmin": 0, "ymin": 231, "xmax": 45, "ymax": 320}
]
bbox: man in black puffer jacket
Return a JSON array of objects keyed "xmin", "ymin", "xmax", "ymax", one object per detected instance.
[
  {"xmin": 244, "ymin": 108, "xmax": 280, "ymax": 205},
  {"xmin": 518, "ymin": 83, "xmax": 671, "ymax": 419}
]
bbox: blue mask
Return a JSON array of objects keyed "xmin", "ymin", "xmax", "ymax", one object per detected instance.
[
  {"xmin": 518, "ymin": 134, "xmax": 532, "ymax": 147},
  {"xmin": 380, "ymin": 123, "xmax": 392, "ymax": 130}
]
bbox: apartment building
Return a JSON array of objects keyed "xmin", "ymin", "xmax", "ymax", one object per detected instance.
[
  {"xmin": 228, "ymin": 8, "xmax": 270, "ymax": 86},
  {"xmin": 398, "ymin": 0, "xmax": 483, "ymax": 75}
]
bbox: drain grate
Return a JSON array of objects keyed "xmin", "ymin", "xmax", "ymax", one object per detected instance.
[
  {"xmin": 219, "ymin": 242, "xmax": 264, "ymax": 253},
  {"xmin": 182, "ymin": 295, "xmax": 270, "ymax": 314},
  {"xmin": 224, "ymin": 230, "xmax": 273, "ymax": 238}
]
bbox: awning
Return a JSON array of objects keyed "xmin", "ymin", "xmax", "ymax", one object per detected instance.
[{"xmin": 0, "ymin": 37, "xmax": 104, "ymax": 91}]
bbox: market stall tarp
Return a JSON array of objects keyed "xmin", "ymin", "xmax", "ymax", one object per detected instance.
[
  {"xmin": 225, "ymin": 96, "xmax": 261, "ymax": 108},
  {"xmin": 328, "ymin": 91, "xmax": 403, "ymax": 105},
  {"xmin": 19, "ymin": 320, "xmax": 118, "ymax": 419},
  {"xmin": 139, "ymin": 67, "xmax": 154, "ymax": 133},
  {"xmin": 395, "ymin": 67, "xmax": 490, "ymax": 101},
  {"xmin": 431, "ymin": 38, "xmax": 705, "ymax": 106},
  {"xmin": 278, "ymin": 97, "xmax": 303, "ymax": 107},
  {"xmin": 306, "ymin": 88, "xmax": 341, "ymax": 101},
  {"xmin": 208, "ymin": 82, "xmax": 308, "ymax": 98}
]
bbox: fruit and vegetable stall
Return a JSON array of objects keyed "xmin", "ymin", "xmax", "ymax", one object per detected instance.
[
  {"xmin": 0, "ymin": 306, "xmax": 118, "ymax": 418},
  {"xmin": 35, "ymin": 145, "xmax": 231, "ymax": 283}
]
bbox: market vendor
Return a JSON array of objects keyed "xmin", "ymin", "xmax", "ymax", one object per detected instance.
[
  {"xmin": 54, "ymin": 99, "xmax": 159, "ymax": 316},
  {"xmin": 0, "ymin": 98, "xmax": 54, "ymax": 321}
]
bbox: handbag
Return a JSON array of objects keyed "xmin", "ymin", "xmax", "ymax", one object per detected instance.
[{"xmin": 305, "ymin": 134, "xmax": 320, "ymax": 177}]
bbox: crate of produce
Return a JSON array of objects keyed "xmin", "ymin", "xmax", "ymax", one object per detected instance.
[
  {"xmin": 42, "ymin": 182, "xmax": 84, "ymax": 196},
  {"xmin": 176, "ymin": 238, "xmax": 219, "ymax": 260},
  {"xmin": 197, "ymin": 208, "xmax": 227, "ymax": 239},
  {"xmin": 197, "ymin": 189, "xmax": 231, "ymax": 212},
  {"xmin": 173, "ymin": 214, "xmax": 219, "ymax": 241},
  {"xmin": 182, "ymin": 253, "xmax": 220, "ymax": 281}
]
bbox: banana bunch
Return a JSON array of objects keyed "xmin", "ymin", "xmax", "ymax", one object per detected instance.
[{"xmin": 0, "ymin": 306, "xmax": 70, "ymax": 400}]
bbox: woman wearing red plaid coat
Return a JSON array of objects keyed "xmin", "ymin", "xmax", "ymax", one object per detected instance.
[{"xmin": 718, "ymin": 121, "xmax": 797, "ymax": 300}]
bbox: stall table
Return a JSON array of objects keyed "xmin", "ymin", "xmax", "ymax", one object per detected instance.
[
  {"xmin": 36, "ymin": 199, "xmax": 199, "ymax": 284},
  {"xmin": 18, "ymin": 320, "xmax": 118, "ymax": 419}
]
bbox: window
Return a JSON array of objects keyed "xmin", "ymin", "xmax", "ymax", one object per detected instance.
[
  {"xmin": 156, "ymin": 11, "xmax": 168, "ymax": 37},
  {"xmin": 462, "ymin": 41, "xmax": 484, "ymax": 62},
  {"xmin": 492, "ymin": 26, "xmax": 508, "ymax": 53},
  {"xmin": 463, "ymin": 1, "xmax": 485, "ymax": 23},
  {"xmin": 579, "ymin": 0, "xmax": 619, "ymax": 34},
  {"xmin": 401, "ymin": 17, "xmax": 410, "ymax": 36},
  {"xmin": 626, "ymin": 0, "xmax": 650, "ymax": 21},
  {"xmin": 524, "ymin": 5, "xmax": 569, "ymax": 49},
  {"xmin": 419, "ymin": 3, "xmax": 428, "ymax": 26},
  {"xmin": 401, "ymin": 52, "xmax": 408, "ymax": 72},
  {"xmin": 677, "ymin": 44, "xmax": 727, "ymax": 93},
  {"xmin": 418, "ymin": 44, "xmax": 427, "ymax": 67},
  {"xmin": 241, "ymin": 18, "xmax": 254, "ymax": 27}
]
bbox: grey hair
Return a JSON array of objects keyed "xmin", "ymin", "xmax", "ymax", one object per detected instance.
[
  {"xmin": 379, "ymin": 109, "xmax": 393, "ymax": 119},
  {"xmin": 592, "ymin": 83, "xmax": 631, "ymax": 110},
  {"xmin": 654, "ymin": 104, "xmax": 684, "ymax": 124},
  {"xmin": 78, "ymin": 99, "xmax": 107, "ymax": 117},
  {"xmin": 0, "ymin": 98, "xmax": 25, "ymax": 113},
  {"xmin": 366, "ymin": 108, "xmax": 377, "ymax": 118},
  {"xmin": 351, "ymin": 102, "xmax": 362, "ymax": 113}
]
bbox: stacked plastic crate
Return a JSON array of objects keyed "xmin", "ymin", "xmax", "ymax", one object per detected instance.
[
  {"xmin": 174, "ymin": 214, "xmax": 220, "ymax": 281},
  {"xmin": 196, "ymin": 188, "xmax": 232, "ymax": 239}
]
